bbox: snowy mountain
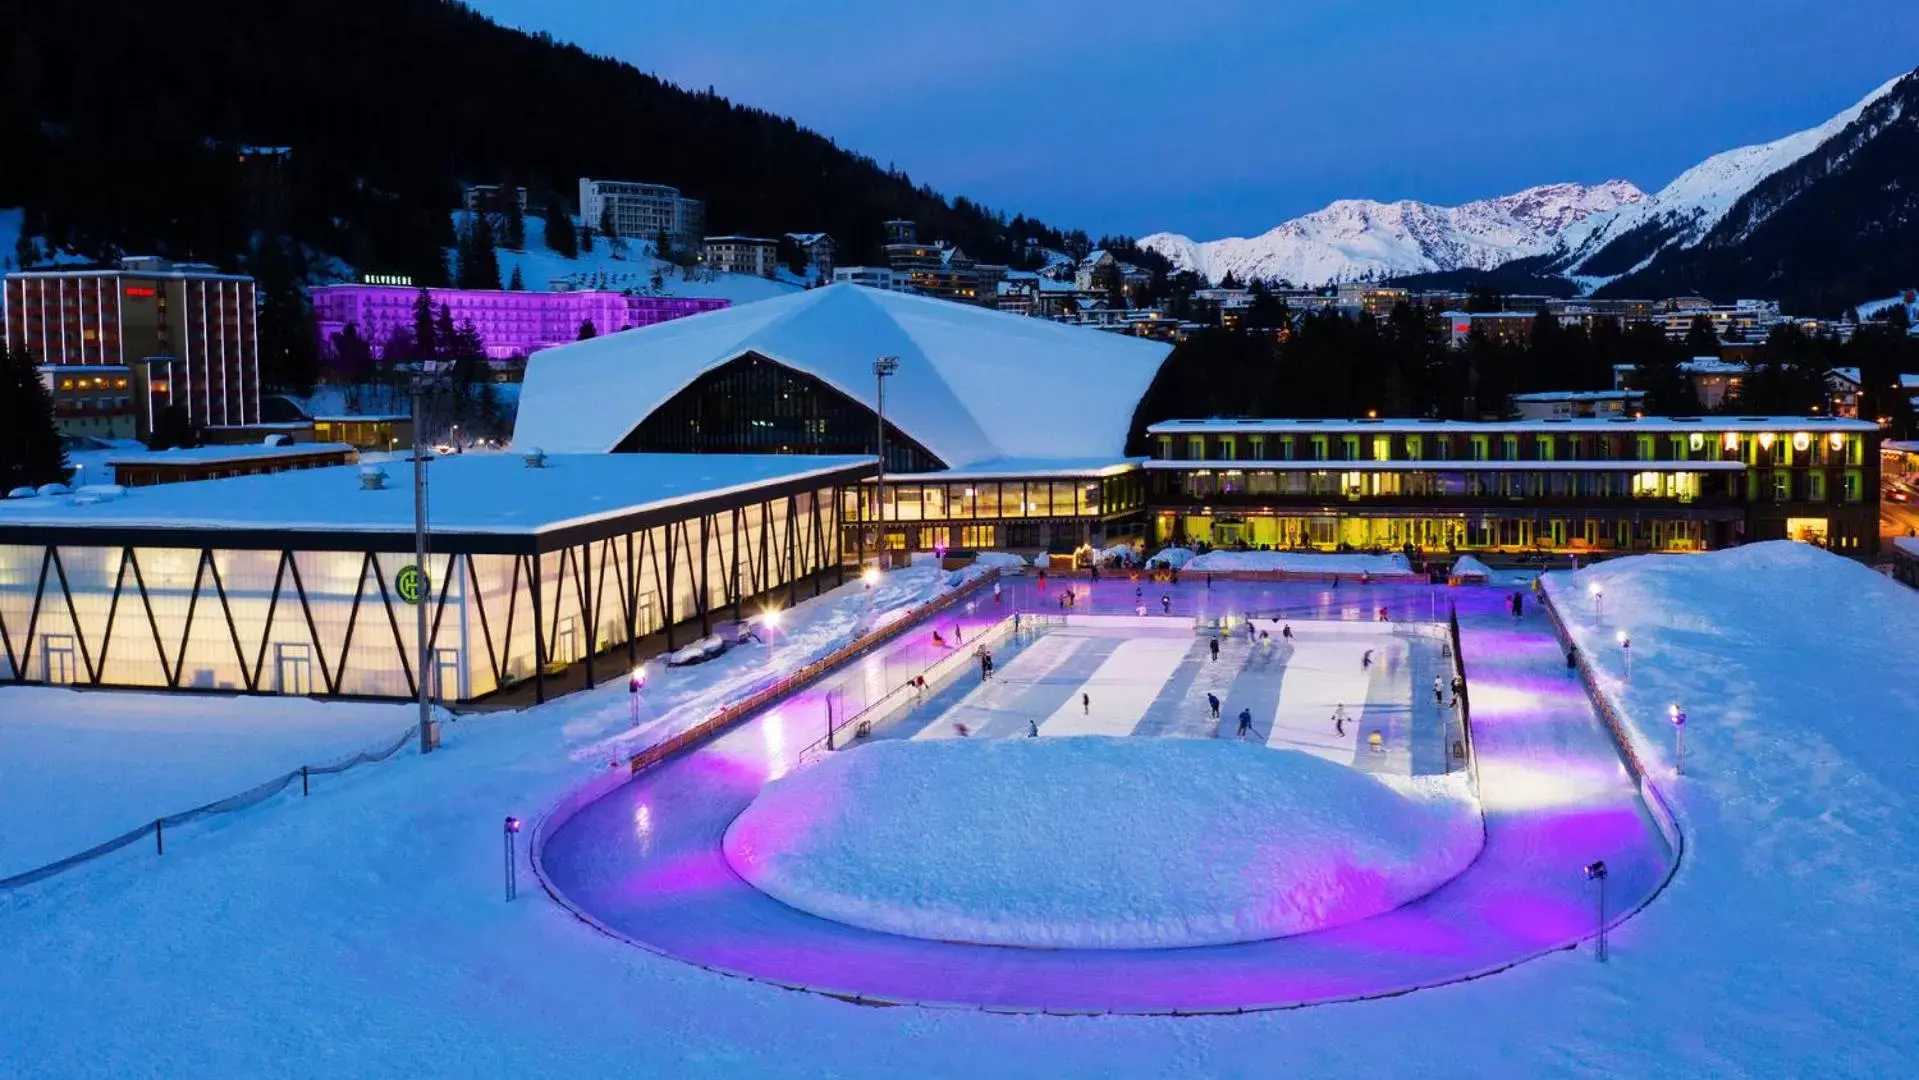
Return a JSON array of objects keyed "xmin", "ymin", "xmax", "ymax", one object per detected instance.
[
  {"xmin": 1145, "ymin": 66, "xmax": 1919, "ymax": 305},
  {"xmin": 1553, "ymin": 71, "xmax": 1909, "ymax": 286},
  {"xmin": 1138, "ymin": 181, "xmax": 1645, "ymax": 286}
]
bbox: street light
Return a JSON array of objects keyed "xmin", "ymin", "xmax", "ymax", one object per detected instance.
[
  {"xmin": 1669, "ymin": 703, "xmax": 1687, "ymax": 774},
  {"xmin": 628, "ymin": 667, "xmax": 646, "ymax": 726},
  {"xmin": 1589, "ymin": 581, "xmax": 1604, "ymax": 617},
  {"xmin": 410, "ymin": 372, "xmax": 438, "ymax": 755},
  {"xmin": 504, "ymin": 816, "xmax": 523, "ymax": 901},
  {"xmin": 1584, "ymin": 859, "xmax": 1609, "ymax": 962},
  {"xmin": 1616, "ymin": 629, "xmax": 1631, "ymax": 680},
  {"xmin": 871, "ymin": 355, "xmax": 899, "ymax": 574}
]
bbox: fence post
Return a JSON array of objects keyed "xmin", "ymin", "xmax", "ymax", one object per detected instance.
[
  {"xmin": 155, "ymin": 819, "xmax": 164, "ymax": 856},
  {"xmin": 302, "ymin": 766, "xmax": 309, "ymax": 797}
]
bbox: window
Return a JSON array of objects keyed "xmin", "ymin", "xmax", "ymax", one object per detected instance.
[
  {"xmin": 1470, "ymin": 436, "xmax": 1488, "ymax": 461},
  {"xmin": 1772, "ymin": 472, "xmax": 1791, "ymax": 501},
  {"xmin": 1501, "ymin": 434, "xmax": 1519, "ymax": 461},
  {"xmin": 1217, "ymin": 438, "xmax": 1236, "ymax": 462},
  {"xmin": 1188, "ymin": 437, "xmax": 1205, "ymax": 460},
  {"xmin": 1636, "ymin": 435, "xmax": 1654, "ymax": 462},
  {"xmin": 1843, "ymin": 470, "xmax": 1862, "ymax": 502},
  {"xmin": 1156, "ymin": 435, "xmax": 1172, "ymax": 460},
  {"xmin": 1248, "ymin": 436, "xmax": 1266, "ymax": 461},
  {"xmin": 1536, "ymin": 437, "xmax": 1554, "ymax": 461},
  {"xmin": 1372, "ymin": 435, "xmax": 1391, "ymax": 462},
  {"xmin": 1341, "ymin": 435, "xmax": 1360, "ymax": 461},
  {"xmin": 1404, "ymin": 435, "xmax": 1423, "ymax": 461},
  {"xmin": 1310, "ymin": 435, "xmax": 1328, "ymax": 461},
  {"xmin": 1808, "ymin": 471, "xmax": 1826, "ymax": 501}
]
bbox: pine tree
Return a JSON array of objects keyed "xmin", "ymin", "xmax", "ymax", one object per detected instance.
[
  {"xmin": 1682, "ymin": 314, "xmax": 1720, "ymax": 359},
  {"xmin": 500, "ymin": 193, "xmax": 525, "ymax": 251},
  {"xmin": 578, "ymin": 319, "xmax": 598, "ymax": 340},
  {"xmin": 251, "ymin": 240, "xmax": 320, "ymax": 394},
  {"xmin": 147, "ymin": 403, "xmax": 199, "ymax": 452},
  {"xmin": 434, "ymin": 304, "xmax": 457, "ymax": 360},
  {"xmin": 508, "ymin": 263, "xmax": 524, "ymax": 290},
  {"xmin": 412, "ymin": 289, "xmax": 438, "ymax": 359},
  {"xmin": 599, "ymin": 206, "xmax": 618, "ymax": 246},
  {"xmin": 469, "ymin": 213, "xmax": 502, "ymax": 289},
  {"xmin": 542, "ymin": 197, "xmax": 577, "ymax": 257},
  {"xmin": 0, "ymin": 343, "xmax": 69, "ymax": 490},
  {"xmin": 581, "ymin": 221, "xmax": 595, "ymax": 253}
]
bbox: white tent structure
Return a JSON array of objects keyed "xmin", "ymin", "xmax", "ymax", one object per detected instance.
[{"xmin": 511, "ymin": 284, "xmax": 1172, "ymax": 469}]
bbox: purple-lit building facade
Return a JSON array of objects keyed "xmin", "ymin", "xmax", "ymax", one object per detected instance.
[{"xmin": 311, "ymin": 285, "xmax": 728, "ymax": 361}]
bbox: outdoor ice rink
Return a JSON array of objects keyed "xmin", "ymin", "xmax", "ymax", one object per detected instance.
[{"xmin": 893, "ymin": 615, "xmax": 1458, "ymax": 778}]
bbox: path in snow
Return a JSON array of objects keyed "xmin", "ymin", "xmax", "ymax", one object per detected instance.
[{"xmin": 537, "ymin": 582, "xmax": 1673, "ymax": 1012}]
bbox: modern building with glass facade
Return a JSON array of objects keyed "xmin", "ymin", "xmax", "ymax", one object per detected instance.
[
  {"xmin": 310, "ymin": 284, "xmax": 726, "ymax": 361},
  {"xmin": 1145, "ymin": 416, "xmax": 1880, "ymax": 555},
  {"xmin": 0, "ymin": 453, "xmax": 868, "ymax": 704}
]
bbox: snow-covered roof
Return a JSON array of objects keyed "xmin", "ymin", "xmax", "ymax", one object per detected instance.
[
  {"xmin": 1895, "ymin": 536, "xmax": 1919, "ymax": 559},
  {"xmin": 512, "ymin": 284, "xmax": 1172, "ymax": 468},
  {"xmin": 1511, "ymin": 390, "xmax": 1644, "ymax": 402},
  {"xmin": 0, "ymin": 453, "xmax": 869, "ymax": 536},
  {"xmin": 105, "ymin": 443, "xmax": 357, "ymax": 467},
  {"xmin": 884, "ymin": 457, "xmax": 1143, "ymax": 481},
  {"xmin": 1144, "ymin": 459, "xmax": 1751, "ymax": 473},
  {"xmin": 1146, "ymin": 416, "xmax": 1877, "ymax": 435}
]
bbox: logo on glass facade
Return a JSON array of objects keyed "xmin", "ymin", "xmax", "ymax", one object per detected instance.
[{"xmin": 396, "ymin": 564, "xmax": 430, "ymax": 605}]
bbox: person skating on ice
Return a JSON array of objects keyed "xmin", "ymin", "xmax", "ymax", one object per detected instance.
[
  {"xmin": 1333, "ymin": 703, "xmax": 1348, "ymax": 737},
  {"xmin": 1362, "ymin": 649, "xmax": 1374, "ymax": 671},
  {"xmin": 1209, "ymin": 636, "xmax": 1220, "ymax": 663},
  {"xmin": 1236, "ymin": 708, "xmax": 1255, "ymax": 739},
  {"xmin": 1161, "ymin": 594, "xmax": 1172, "ymax": 614},
  {"xmin": 1565, "ymin": 644, "xmax": 1578, "ymax": 676},
  {"xmin": 1281, "ymin": 623, "xmax": 1293, "ymax": 641},
  {"xmin": 1433, "ymin": 675, "xmax": 1444, "ymax": 706},
  {"xmin": 1028, "ymin": 718, "xmax": 1039, "ymax": 738},
  {"xmin": 1081, "ymin": 691, "xmax": 1090, "ymax": 715},
  {"xmin": 1207, "ymin": 692, "xmax": 1221, "ymax": 720}
]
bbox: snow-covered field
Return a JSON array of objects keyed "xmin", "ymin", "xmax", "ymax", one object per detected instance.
[
  {"xmin": 459, "ymin": 213, "xmax": 805, "ymax": 305},
  {"xmin": 3, "ymin": 556, "xmax": 1915, "ymax": 1076},
  {"xmin": 0, "ymin": 688, "xmax": 416, "ymax": 881},
  {"xmin": 725, "ymin": 737, "xmax": 1480, "ymax": 949}
]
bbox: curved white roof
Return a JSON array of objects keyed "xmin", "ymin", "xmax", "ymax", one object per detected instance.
[{"xmin": 511, "ymin": 284, "xmax": 1172, "ymax": 468}]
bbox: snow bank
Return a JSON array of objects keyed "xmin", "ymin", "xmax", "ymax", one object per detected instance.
[
  {"xmin": 971, "ymin": 551, "xmax": 1030, "ymax": 569},
  {"xmin": 1450, "ymin": 554, "xmax": 1493, "ymax": 580},
  {"xmin": 1187, "ymin": 550, "xmax": 1411, "ymax": 574},
  {"xmin": 0, "ymin": 688, "xmax": 416, "ymax": 880},
  {"xmin": 1147, "ymin": 546, "xmax": 1195, "ymax": 567},
  {"xmin": 724, "ymin": 737, "xmax": 1481, "ymax": 949}
]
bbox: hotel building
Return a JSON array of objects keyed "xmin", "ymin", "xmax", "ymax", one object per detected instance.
[
  {"xmin": 4, "ymin": 257, "xmax": 259, "ymax": 431},
  {"xmin": 1144, "ymin": 416, "xmax": 1880, "ymax": 555},
  {"xmin": 310, "ymin": 285, "xmax": 726, "ymax": 361}
]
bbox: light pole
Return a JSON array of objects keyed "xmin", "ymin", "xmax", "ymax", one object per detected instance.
[
  {"xmin": 1584, "ymin": 859, "xmax": 1609, "ymax": 962},
  {"xmin": 871, "ymin": 356, "xmax": 899, "ymax": 572},
  {"xmin": 1616, "ymin": 629, "xmax": 1631, "ymax": 681},
  {"xmin": 504, "ymin": 816, "xmax": 522, "ymax": 901},
  {"xmin": 1669, "ymin": 703, "xmax": 1687, "ymax": 774},
  {"xmin": 629, "ymin": 667, "xmax": 646, "ymax": 726},
  {"xmin": 1589, "ymin": 581, "xmax": 1604, "ymax": 618},
  {"xmin": 411, "ymin": 374, "xmax": 436, "ymax": 755}
]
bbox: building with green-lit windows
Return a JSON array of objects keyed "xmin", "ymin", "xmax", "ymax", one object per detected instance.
[{"xmin": 1144, "ymin": 416, "xmax": 1880, "ymax": 555}]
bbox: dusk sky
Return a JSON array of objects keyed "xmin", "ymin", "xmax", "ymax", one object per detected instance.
[{"xmin": 471, "ymin": 0, "xmax": 1914, "ymax": 240}]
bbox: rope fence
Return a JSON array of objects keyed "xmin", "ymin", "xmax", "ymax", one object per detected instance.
[{"xmin": 0, "ymin": 721, "xmax": 422, "ymax": 894}]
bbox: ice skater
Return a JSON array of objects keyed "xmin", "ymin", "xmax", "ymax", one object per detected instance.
[
  {"xmin": 1236, "ymin": 708, "xmax": 1255, "ymax": 740},
  {"xmin": 932, "ymin": 629, "xmax": 947, "ymax": 648},
  {"xmin": 1450, "ymin": 674, "xmax": 1464, "ymax": 708},
  {"xmin": 1161, "ymin": 594, "xmax": 1172, "ymax": 615},
  {"xmin": 1028, "ymin": 718, "xmax": 1039, "ymax": 738},
  {"xmin": 1207, "ymin": 692, "xmax": 1221, "ymax": 720},
  {"xmin": 1333, "ymin": 703, "xmax": 1349, "ymax": 737},
  {"xmin": 1376, "ymin": 606, "xmax": 1388, "ymax": 622},
  {"xmin": 1209, "ymin": 636, "xmax": 1220, "ymax": 663},
  {"xmin": 1565, "ymin": 644, "xmax": 1579, "ymax": 677},
  {"xmin": 955, "ymin": 721, "xmax": 973, "ymax": 738},
  {"xmin": 993, "ymin": 580, "xmax": 1002, "ymax": 604},
  {"xmin": 1368, "ymin": 731, "xmax": 1384, "ymax": 754},
  {"xmin": 1135, "ymin": 585, "xmax": 1143, "ymax": 602},
  {"xmin": 1362, "ymin": 649, "xmax": 1374, "ymax": 671},
  {"xmin": 1081, "ymin": 691, "xmax": 1091, "ymax": 715},
  {"xmin": 1432, "ymin": 675, "xmax": 1444, "ymax": 706},
  {"xmin": 1136, "ymin": 603, "xmax": 1147, "ymax": 617}
]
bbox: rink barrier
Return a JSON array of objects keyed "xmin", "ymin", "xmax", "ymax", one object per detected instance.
[
  {"xmin": 1536, "ymin": 585, "xmax": 1687, "ymax": 875},
  {"xmin": 1446, "ymin": 604, "xmax": 1481, "ymax": 798},
  {"xmin": 0, "ymin": 719, "xmax": 422, "ymax": 894},
  {"xmin": 616, "ymin": 569, "xmax": 1003, "ymax": 779}
]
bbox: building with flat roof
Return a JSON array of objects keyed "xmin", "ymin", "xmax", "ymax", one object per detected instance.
[
  {"xmin": 0, "ymin": 453, "xmax": 870, "ymax": 703},
  {"xmin": 1144, "ymin": 416, "xmax": 1879, "ymax": 555},
  {"xmin": 310, "ymin": 285, "xmax": 726, "ymax": 361},
  {"xmin": 106, "ymin": 443, "xmax": 359, "ymax": 487},
  {"xmin": 785, "ymin": 233, "xmax": 836, "ymax": 278},
  {"xmin": 1510, "ymin": 390, "xmax": 1646, "ymax": 420},
  {"xmin": 39, "ymin": 365, "xmax": 138, "ymax": 439},
  {"xmin": 4, "ymin": 257, "xmax": 259, "ymax": 432},
  {"xmin": 577, "ymin": 178, "xmax": 705, "ymax": 247},
  {"xmin": 832, "ymin": 266, "xmax": 909, "ymax": 292},
  {"xmin": 702, "ymin": 236, "xmax": 780, "ymax": 278},
  {"xmin": 1443, "ymin": 311, "xmax": 1536, "ymax": 348}
]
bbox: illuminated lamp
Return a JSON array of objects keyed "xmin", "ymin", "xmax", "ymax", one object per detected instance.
[
  {"xmin": 1758, "ymin": 432, "xmax": 1775, "ymax": 450},
  {"xmin": 1828, "ymin": 432, "xmax": 1845, "ymax": 451},
  {"xmin": 1792, "ymin": 432, "xmax": 1809, "ymax": 452},
  {"xmin": 1722, "ymin": 432, "xmax": 1739, "ymax": 452}
]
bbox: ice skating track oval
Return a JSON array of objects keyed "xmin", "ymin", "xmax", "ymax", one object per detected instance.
[{"xmin": 533, "ymin": 584, "xmax": 1677, "ymax": 1014}]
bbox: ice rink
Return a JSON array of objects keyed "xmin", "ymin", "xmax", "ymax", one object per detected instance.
[{"xmin": 893, "ymin": 617, "xmax": 1454, "ymax": 776}]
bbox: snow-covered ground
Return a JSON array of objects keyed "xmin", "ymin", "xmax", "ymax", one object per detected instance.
[
  {"xmin": 4, "ymin": 562, "xmax": 1915, "ymax": 1075},
  {"xmin": 1187, "ymin": 550, "xmax": 1412, "ymax": 575},
  {"xmin": 724, "ymin": 737, "xmax": 1480, "ymax": 949},
  {"xmin": 457, "ymin": 213, "xmax": 805, "ymax": 305},
  {"xmin": 0, "ymin": 688, "xmax": 416, "ymax": 880}
]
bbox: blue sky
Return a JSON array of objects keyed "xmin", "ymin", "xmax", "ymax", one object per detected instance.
[{"xmin": 471, "ymin": 0, "xmax": 1914, "ymax": 240}]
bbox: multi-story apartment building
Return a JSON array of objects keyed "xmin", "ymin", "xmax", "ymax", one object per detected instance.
[
  {"xmin": 1660, "ymin": 299, "xmax": 1783, "ymax": 341},
  {"xmin": 461, "ymin": 184, "xmax": 529, "ymax": 215},
  {"xmin": 38, "ymin": 364, "xmax": 138, "ymax": 439},
  {"xmin": 884, "ymin": 240, "xmax": 984, "ymax": 303},
  {"xmin": 4, "ymin": 257, "xmax": 259, "ymax": 431},
  {"xmin": 702, "ymin": 236, "xmax": 781, "ymax": 277},
  {"xmin": 577, "ymin": 179, "xmax": 706, "ymax": 247},
  {"xmin": 1510, "ymin": 390, "xmax": 1645, "ymax": 420},
  {"xmin": 1144, "ymin": 416, "xmax": 1879, "ymax": 555},
  {"xmin": 785, "ymin": 233, "xmax": 837, "ymax": 278},
  {"xmin": 1443, "ymin": 310, "xmax": 1536, "ymax": 348},
  {"xmin": 310, "ymin": 285, "xmax": 727, "ymax": 361}
]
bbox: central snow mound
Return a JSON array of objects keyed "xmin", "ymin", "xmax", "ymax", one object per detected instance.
[{"xmin": 723, "ymin": 737, "xmax": 1483, "ymax": 949}]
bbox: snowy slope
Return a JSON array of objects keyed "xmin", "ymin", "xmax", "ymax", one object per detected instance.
[
  {"xmin": 1555, "ymin": 73, "xmax": 1909, "ymax": 282},
  {"xmin": 1138, "ymin": 182, "xmax": 1645, "ymax": 286},
  {"xmin": 428, "ymin": 213, "xmax": 805, "ymax": 306}
]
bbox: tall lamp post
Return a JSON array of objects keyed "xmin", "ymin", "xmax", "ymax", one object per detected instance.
[
  {"xmin": 871, "ymin": 356, "xmax": 899, "ymax": 571},
  {"xmin": 1589, "ymin": 581, "xmax": 1604, "ymax": 618},
  {"xmin": 1616, "ymin": 629, "xmax": 1631, "ymax": 681},
  {"xmin": 411, "ymin": 372, "xmax": 437, "ymax": 755}
]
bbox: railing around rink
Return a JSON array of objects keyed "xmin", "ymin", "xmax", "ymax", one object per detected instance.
[
  {"xmin": 619, "ymin": 568, "xmax": 1003, "ymax": 778},
  {"xmin": 792, "ymin": 611, "xmax": 1061, "ymax": 767},
  {"xmin": 1447, "ymin": 602, "xmax": 1481, "ymax": 798},
  {"xmin": 0, "ymin": 719, "xmax": 423, "ymax": 894}
]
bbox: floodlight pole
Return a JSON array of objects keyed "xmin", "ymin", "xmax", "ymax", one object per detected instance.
[
  {"xmin": 1585, "ymin": 860, "xmax": 1609, "ymax": 962},
  {"xmin": 412, "ymin": 375, "xmax": 435, "ymax": 755},
  {"xmin": 872, "ymin": 356, "xmax": 899, "ymax": 568}
]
